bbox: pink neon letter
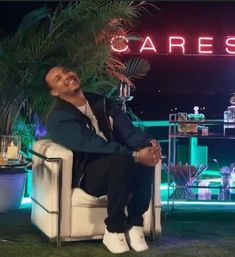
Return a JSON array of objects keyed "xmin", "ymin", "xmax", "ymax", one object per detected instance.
[
  {"xmin": 110, "ymin": 36, "xmax": 129, "ymax": 52},
  {"xmin": 169, "ymin": 36, "xmax": 185, "ymax": 54},
  {"xmin": 198, "ymin": 37, "xmax": 213, "ymax": 54},
  {"xmin": 140, "ymin": 36, "xmax": 157, "ymax": 53},
  {"xmin": 225, "ymin": 37, "xmax": 235, "ymax": 54}
]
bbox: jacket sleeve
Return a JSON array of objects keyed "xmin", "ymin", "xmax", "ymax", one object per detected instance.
[
  {"xmin": 107, "ymin": 98, "xmax": 153, "ymax": 150},
  {"xmin": 47, "ymin": 110, "xmax": 132, "ymax": 155}
]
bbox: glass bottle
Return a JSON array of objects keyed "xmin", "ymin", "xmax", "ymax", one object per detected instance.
[{"xmin": 187, "ymin": 106, "xmax": 205, "ymax": 134}]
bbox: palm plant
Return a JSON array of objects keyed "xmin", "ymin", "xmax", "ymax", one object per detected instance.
[{"xmin": 0, "ymin": 0, "xmax": 155, "ymax": 142}]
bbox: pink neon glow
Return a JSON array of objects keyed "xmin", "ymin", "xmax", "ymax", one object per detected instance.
[
  {"xmin": 139, "ymin": 36, "xmax": 157, "ymax": 53},
  {"xmin": 169, "ymin": 36, "xmax": 185, "ymax": 54},
  {"xmin": 110, "ymin": 36, "xmax": 129, "ymax": 52},
  {"xmin": 198, "ymin": 37, "xmax": 214, "ymax": 54},
  {"xmin": 225, "ymin": 37, "xmax": 235, "ymax": 54}
]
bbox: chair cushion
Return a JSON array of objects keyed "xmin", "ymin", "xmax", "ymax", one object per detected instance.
[{"xmin": 72, "ymin": 188, "xmax": 107, "ymax": 207}]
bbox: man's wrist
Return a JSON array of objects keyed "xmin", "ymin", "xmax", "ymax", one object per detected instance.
[{"xmin": 132, "ymin": 151, "xmax": 139, "ymax": 163}]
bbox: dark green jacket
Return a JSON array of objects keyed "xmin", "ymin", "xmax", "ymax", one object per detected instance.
[{"xmin": 47, "ymin": 92, "xmax": 152, "ymax": 186}]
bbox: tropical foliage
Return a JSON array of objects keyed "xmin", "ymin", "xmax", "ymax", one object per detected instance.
[{"xmin": 0, "ymin": 0, "xmax": 154, "ymax": 141}]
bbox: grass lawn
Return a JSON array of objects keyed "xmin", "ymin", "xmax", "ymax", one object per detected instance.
[{"xmin": 0, "ymin": 205, "xmax": 235, "ymax": 257}]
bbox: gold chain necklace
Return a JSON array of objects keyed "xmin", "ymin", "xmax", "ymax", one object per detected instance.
[{"xmin": 84, "ymin": 100, "xmax": 88, "ymax": 116}]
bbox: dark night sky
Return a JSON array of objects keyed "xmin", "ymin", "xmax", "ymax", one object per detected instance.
[
  {"xmin": 0, "ymin": 1, "xmax": 58, "ymax": 35},
  {"xmin": 1, "ymin": 1, "xmax": 235, "ymax": 119}
]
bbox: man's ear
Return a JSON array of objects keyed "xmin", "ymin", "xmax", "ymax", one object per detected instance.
[{"xmin": 50, "ymin": 89, "xmax": 59, "ymax": 96}]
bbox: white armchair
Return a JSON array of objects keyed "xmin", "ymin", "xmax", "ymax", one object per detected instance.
[{"xmin": 30, "ymin": 139, "xmax": 162, "ymax": 247}]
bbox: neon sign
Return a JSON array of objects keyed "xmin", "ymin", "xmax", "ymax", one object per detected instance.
[
  {"xmin": 140, "ymin": 36, "xmax": 157, "ymax": 53},
  {"xmin": 198, "ymin": 37, "xmax": 213, "ymax": 54},
  {"xmin": 225, "ymin": 37, "xmax": 235, "ymax": 54},
  {"xmin": 110, "ymin": 35, "xmax": 235, "ymax": 55},
  {"xmin": 110, "ymin": 36, "xmax": 129, "ymax": 52},
  {"xmin": 169, "ymin": 36, "xmax": 185, "ymax": 54}
]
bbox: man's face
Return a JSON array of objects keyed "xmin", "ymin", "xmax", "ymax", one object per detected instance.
[{"xmin": 46, "ymin": 66, "xmax": 81, "ymax": 97}]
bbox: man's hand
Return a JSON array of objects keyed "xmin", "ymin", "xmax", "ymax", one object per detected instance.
[
  {"xmin": 137, "ymin": 144, "xmax": 161, "ymax": 167},
  {"xmin": 150, "ymin": 139, "xmax": 161, "ymax": 148}
]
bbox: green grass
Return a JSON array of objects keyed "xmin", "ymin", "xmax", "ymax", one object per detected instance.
[{"xmin": 1, "ymin": 206, "xmax": 235, "ymax": 257}]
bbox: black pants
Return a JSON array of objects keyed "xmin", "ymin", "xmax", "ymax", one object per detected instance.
[{"xmin": 80, "ymin": 153, "xmax": 154, "ymax": 233}]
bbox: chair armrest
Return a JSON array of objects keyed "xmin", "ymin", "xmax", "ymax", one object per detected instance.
[
  {"xmin": 150, "ymin": 160, "xmax": 162, "ymax": 237},
  {"xmin": 31, "ymin": 139, "xmax": 73, "ymax": 238},
  {"xmin": 154, "ymin": 160, "xmax": 162, "ymax": 209}
]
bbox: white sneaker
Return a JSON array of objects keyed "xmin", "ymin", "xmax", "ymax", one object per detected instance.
[
  {"xmin": 103, "ymin": 228, "xmax": 130, "ymax": 254},
  {"xmin": 126, "ymin": 226, "xmax": 149, "ymax": 252}
]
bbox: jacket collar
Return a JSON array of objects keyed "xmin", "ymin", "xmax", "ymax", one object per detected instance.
[
  {"xmin": 54, "ymin": 93, "xmax": 93, "ymax": 129},
  {"xmin": 53, "ymin": 92, "xmax": 112, "ymax": 141}
]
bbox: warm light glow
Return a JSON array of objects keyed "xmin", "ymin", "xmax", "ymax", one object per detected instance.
[
  {"xmin": 225, "ymin": 37, "xmax": 235, "ymax": 54},
  {"xmin": 140, "ymin": 36, "xmax": 157, "ymax": 53},
  {"xmin": 169, "ymin": 36, "xmax": 185, "ymax": 54},
  {"xmin": 7, "ymin": 140, "xmax": 18, "ymax": 159},
  {"xmin": 198, "ymin": 37, "xmax": 214, "ymax": 54},
  {"xmin": 110, "ymin": 36, "xmax": 129, "ymax": 52}
]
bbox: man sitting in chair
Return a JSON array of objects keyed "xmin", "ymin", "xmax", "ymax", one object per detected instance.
[{"xmin": 44, "ymin": 66, "xmax": 161, "ymax": 254}]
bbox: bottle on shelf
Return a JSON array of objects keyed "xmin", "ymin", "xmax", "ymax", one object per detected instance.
[
  {"xmin": 218, "ymin": 166, "xmax": 231, "ymax": 201},
  {"xmin": 224, "ymin": 93, "xmax": 235, "ymax": 134},
  {"xmin": 230, "ymin": 163, "xmax": 235, "ymax": 194},
  {"xmin": 177, "ymin": 112, "xmax": 188, "ymax": 134},
  {"xmin": 187, "ymin": 106, "xmax": 205, "ymax": 134}
]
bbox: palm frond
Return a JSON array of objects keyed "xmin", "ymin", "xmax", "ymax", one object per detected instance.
[
  {"xmin": 0, "ymin": 0, "xmax": 158, "ymax": 140},
  {"xmin": 123, "ymin": 57, "xmax": 151, "ymax": 81},
  {"xmin": 18, "ymin": 7, "xmax": 49, "ymax": 31}
]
